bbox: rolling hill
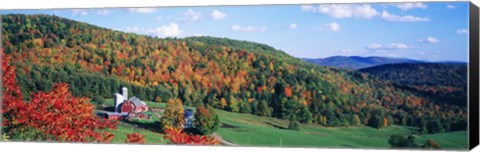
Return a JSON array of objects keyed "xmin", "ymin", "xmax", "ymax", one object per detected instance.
[
  {"xmin": 359, "ymin": 63, "xmax": 467, "ymax": 106},
  {"xmin": 303, "ymin": 56, "xmax": 424, "ymax": 70},
  {"xmin": 1, "ymin": 14, "xmax": 467, "ymax": 135}
]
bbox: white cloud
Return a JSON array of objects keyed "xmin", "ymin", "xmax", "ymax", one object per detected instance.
[
  {"xmin": 125, "ymin": 27, "xmax": 143, "ymax": 33},
  {"xmin": 146, "ymin": 23, "xmax": 182, "ymax": 38},
  {"xmin": 72, "ymin": 9, "xmax": 88, "ymax": 16},
  {"xmin": 337, "ymin": 49, "xmax": 354, "ymax": 54},
  {"xmin": 457, "ymin": 29, "xmax": 468, "ymax": 34},
  {"xmin": 289, "ymin": 23, "xmax": 297, "ymax": 29},
  {"xmin": 417, "ymin": 51, "xmax": 426, "ymax": 55},
  {"xmin": 231, "ymin": 25, "xmax": 267, "ymax": 32},
  {"xmin": 367, "ymin": 43, "xmax": 411, "ymax": 50},
  {"xmin": 128, "ymin": 8, "xmax": 157, "ymax": 14},
  {"xmin": 156, "ymin": 16, "xmax": 163, "ymax": 21},
  {"xmin": 394, "ymin": 3, "xmax": 428, "ymax": 11},
  {"xmin": 447, "ymin": 4, "xmax": 456, "ymax": 9},
  {"xmin": 319, "ymin": 22, "xmax": 340, "ymax": 31},
  {"xmin": 180, "ymin": 9, "xmax": 202, "ymax": 23},
  {"xmin": 301, "ymin": 5, "xmax": 316, "ymax": 12},
  {"xmin": 418, "ymin": 37, "xmax": 439, "ymax": 44},
  {"xmin": 97, "ymin": 9, "xmax": 112, "ymax": 15},
  {"xmin": 302, "ymin": 4, "xmax": 378, "ymax": 19},
  {"xmin": 381, "ymin": 11, "xmax": 430, "ymax": 22},
  {"xmin": 210, "ymin": 10, "xmax": 227, "ymax": 20},
  {"xmin": 126, "ymin": 27, "xmax": 139, "ymax": 32},
  {"xmin": 367, "ymin": 43, "xmax": 383, "ymax": 50}
]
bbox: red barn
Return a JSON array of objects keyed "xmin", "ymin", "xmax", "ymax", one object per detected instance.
[
  {"xmin": 105, "ymin": 112, "xmax": 123, "ymax": 120},
  {"xmin": 120, "ymin": 97, "xmax": 148, "ymax": 114}
]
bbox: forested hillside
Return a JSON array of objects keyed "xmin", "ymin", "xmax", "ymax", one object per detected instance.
[
  {"xmin": 359, "ymin": 63, "xmax": 467, "ymax": 106},
  {"xmin": 303, "ymin": 56, "xmax": 423, "ymax": 69},
  {"xmin": 1, "ymin": 14, "xmax": 467, "ymax": 133}
]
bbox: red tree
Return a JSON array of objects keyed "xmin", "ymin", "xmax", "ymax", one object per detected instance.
[
  {"xmin": 1, "ymin": 52, "xmax": 24, "ymax": 128},
  {"xmin": 2, "ymin": 52, "xmax": 117, "ymax": 143}
]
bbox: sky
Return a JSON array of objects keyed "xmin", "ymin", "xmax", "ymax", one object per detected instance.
[{"xmin": 0, "ymin": 2, "xmax": 471, "ymax": 62}]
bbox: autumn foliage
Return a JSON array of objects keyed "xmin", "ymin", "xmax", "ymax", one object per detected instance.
[
  {"xmin": 2, "ymin": 53, "xmax": 117, "ymax": 142},
  {"xmin": 161, "ymin": 98, "xmax": 185, "ymax": 130},
  {"xmin": 164, "ymin": 128, "xmax": 219, "ymax": 145},
  {"xmin": 2, "ymin": 14, "xmax": 467, "ymax": 134},
  {"xmin": 194, "ymin": 106, "xmax": 221, "ymax": 135},
  {"xmin": 1, "ymin": 53, "xmax": 24, "ymax": 128},
  {"xmin": 125, "ymin": 133, "xmax": 146, "ymax": 144}
]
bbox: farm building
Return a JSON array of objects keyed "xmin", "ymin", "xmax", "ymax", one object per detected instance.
[
  {"xmin": 105, "ymin": 87, "xmax": 150, "ymax": 120},
  {"xmin": 184, "ymin": 109, "xmax": 194, "ymax": 128},
  {"xmin": 103, "ymin": 112, "xmax": 128, "ymax": 120},
  {"xmin": 120, "ymin": 97, "xmax": 148, "ymax": 113}
]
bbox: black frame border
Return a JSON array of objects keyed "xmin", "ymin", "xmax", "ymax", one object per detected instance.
[{"xmin": 469, "ymin": 1, "xmax": 479, "ymax": 150}]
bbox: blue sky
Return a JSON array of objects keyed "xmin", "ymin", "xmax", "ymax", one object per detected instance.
[{"xmin": 1, "ymin": 2, "xmax": 470, "ymax": 62}]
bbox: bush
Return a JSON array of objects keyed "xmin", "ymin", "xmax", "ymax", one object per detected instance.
[
  {"xmin": 422, "ymin": 139, "xmax": 441, "ymax": 149},
  {"xmin": 288, "ymin": 120, "xmax": 301, "ymax": 131},
  {"xmin": 288, "ymin": 115, "xmax": 301, "ymax": 131},
  {"xmin": 388, "ymin": 134, "xmax": 418, "ymax": 148},
  {"xmin": 239, "ymin": 101, "xmax": 252, "ymax": 114},
  {"xmin": 194, "ymin": 106, "xmax": 221, "ymax": 135}
]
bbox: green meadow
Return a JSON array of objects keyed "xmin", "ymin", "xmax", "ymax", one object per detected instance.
[
  {"xmin": 97, "ymin": 99, "xmax": 468, "ymax": 149},
  {"xmin": 215, "ymin": 110, "xmax": 468, "ymax": 150}
]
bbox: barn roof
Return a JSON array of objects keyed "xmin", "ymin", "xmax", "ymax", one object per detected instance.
[{"xmin": 129, "ymin": 96, "xmax": 147, "ymax": 107}]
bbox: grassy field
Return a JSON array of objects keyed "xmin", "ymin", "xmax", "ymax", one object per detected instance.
[
  {"xmin": 99, "ymin": 99, "xmax": 193, "ymax": 144},
  {"xmin": 96, "ymin": 99, "xmax": 468, "ymax": 149},
  {"xmin": 108, "ymin": 121, "xmax": 167, "ymax": 144},
  {"xmin": 215, "ymin": 110, "xmax": 468, "ymax": 150}
]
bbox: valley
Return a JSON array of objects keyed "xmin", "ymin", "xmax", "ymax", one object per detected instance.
[{"xmin": 1, "ymin": 14, "xmax": 469, "ymax": 149}]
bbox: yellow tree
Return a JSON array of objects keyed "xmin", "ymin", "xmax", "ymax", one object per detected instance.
[{"xmin": 161, "ymin": 98, "xmax": 185, "ymax": 130}]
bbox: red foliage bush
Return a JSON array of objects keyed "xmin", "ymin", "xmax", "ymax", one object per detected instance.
[
  {"xmin": 125, "ymin": 133, "xmax": 146, "ymax": 144},
  {"xmin": 164, "ymin": 128, "xmax": 219, "ymax": 145}
]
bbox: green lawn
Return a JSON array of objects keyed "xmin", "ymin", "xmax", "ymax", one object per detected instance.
[
  {"xmin": 97, "ymin": 99, "xmax": 468, "ymax": 150},
  {"xmin": 215, "ymin": 110, "xmax": 468, "ymax": 150},
  {"xmin": 98, "ymin": 99, "xmax": 194, "ymax": 144},
  {"xmin": 108, "ymin": 121, "xmax": 167, "ymax": 144},
  {"xmin": 415, "ymin": 131, "xmax": 468, "ymax": 149}
]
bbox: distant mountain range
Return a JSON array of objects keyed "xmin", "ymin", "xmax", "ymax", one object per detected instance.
[{"xmin": 302, "ymin": 56, "xmax": 466, "ymax": 70}]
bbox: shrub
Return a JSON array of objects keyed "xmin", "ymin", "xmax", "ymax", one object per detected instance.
[
  {"xmin": 164, "ymin": 128, "xmax": 219, "ymax": 145},
  {"xmin": 388, "ymin": 134, "xmax": 418, "ymax": 148},
  {"xmin": 194, "ymin": 105, "xmax": 221, "ymax": 135},
  {"xmin": 288, "ymin": 115, "xmax": 301, "ymax": 131},
  {"xmin": 422, "ymin": 139, "xmax": 441, "ymax": 149},
  {"xmin": 125, "ymin": 133, "xmax": 146, "ymax": 144},
  {"xmin": 288, "ymin": 120, "xmax": 301, "ymax": 131}
]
